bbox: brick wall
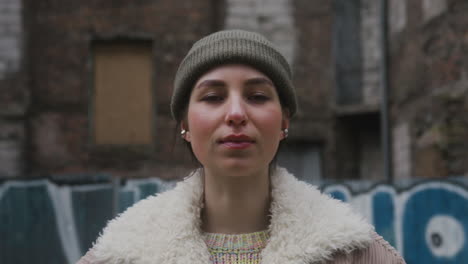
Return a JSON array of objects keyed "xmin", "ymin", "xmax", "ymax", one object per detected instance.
[
  {"xmin": 225, "ymin": 0, "xmax": 296, "ymax": 65},
  {"xmin": 17, "ymin": 0, "xmax": 384, "ymax": 180},
  {"xmin": 4, "ymin": 0, "xmax": 467, "ymax": 180},
  {"xmin": 360, "ymin": 0, "xmax": 382, "ymax": 106},
  {"xmin": 389, "ymin": 0, "xmax": 468, "ymax": 178},
  {"xmin": 0, "ymin": 0, "xmax": 26, "ymax": 178},
  {"xmin": 21, "ymin": 0, "xmax": 344, "ymax": 179},
  {"xmin": 25, "ymin": 0, "xmax": 218, "ymax": 178},
  {"xmin": 0, "ymin": 0, "xmax": 21, "ymax": 78}
]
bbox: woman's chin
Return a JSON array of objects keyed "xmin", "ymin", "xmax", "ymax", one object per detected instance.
[{"xmin": 214, "ymin": 159, "xmax": 267, "ymax": 177}]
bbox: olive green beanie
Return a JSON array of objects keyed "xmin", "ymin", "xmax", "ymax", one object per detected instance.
[{"xmin": 171, "ymin": 29, "xmax": 297, "ymax": 121}]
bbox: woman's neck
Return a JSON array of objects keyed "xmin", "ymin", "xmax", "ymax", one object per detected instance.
[{"xmin": 201, "ymin": 167, "xmax": 271, "ymax": 234}]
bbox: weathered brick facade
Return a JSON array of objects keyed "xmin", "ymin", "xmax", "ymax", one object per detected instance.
[
  {"xmin": 389, "ymin": 0, "xmax": 468, "ymax": 178},
  {"xmin": 1, "ymin": 0, "xmax": 467, "ymax": 180},
  {"xmin": 24, "ymin": 0, "xmax": 218, "ymax": 179},
  {"xmin": 0, "ymin": 0, "xmax": 26, "ymax": 178}
]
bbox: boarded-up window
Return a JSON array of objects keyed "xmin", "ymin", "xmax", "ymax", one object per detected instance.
[{"xmin": 92, "ymin": 41, "xmax": 153, "ymax": 145}]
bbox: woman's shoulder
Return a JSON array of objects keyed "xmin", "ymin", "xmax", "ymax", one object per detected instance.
[
  {"xmin": 101, "ymin": 171, "xmax": 203, "ymax": 232},
  {"xmin": 328, "ymin": 232, "xmax": 406, "ymax": 264}
]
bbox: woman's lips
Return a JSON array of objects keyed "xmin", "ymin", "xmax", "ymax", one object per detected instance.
[
  {"xmin": 219, "ymin": 134, "xmax": 255, "ymax": 149},
  {"xmin": 220, "ymin": 141, "xmax": 254, "ymax": 149}
]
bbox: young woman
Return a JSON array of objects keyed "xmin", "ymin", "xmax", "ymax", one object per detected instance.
[{"xmin": 78, "ymin": 30, "xmax": 405, "ymax": 264}]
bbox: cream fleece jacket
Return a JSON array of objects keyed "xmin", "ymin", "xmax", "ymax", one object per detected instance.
[{"xmin": 77, "ymin": 168, "xmax": 405, "ymax": 264}]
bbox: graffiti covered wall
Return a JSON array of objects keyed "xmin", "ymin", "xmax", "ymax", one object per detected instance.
[
  {"xmin": 324, "ymin": 179, "xmax": 468, "ymax": 263},
  {"xmin": 1, "ymin": 177, "xmax": 467, "ymax": 263}
]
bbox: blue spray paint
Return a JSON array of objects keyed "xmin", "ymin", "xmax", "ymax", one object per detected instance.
[
  {"xmin": 328, "ymin": 190, "xmax": 348, "ymax": 202},
  {"xmin": 373, "ymin": 190, "xmax": 396, "ymax": 247},
  {"xmin": 323, "ymin": 185, "xmax": 351, "ymax": 202},
  {"xmin": 0, "ymin": 183, "xmax": 67, "ymax": 264},
  {"xmin": 403, "ymin": 187, "xmax": 468, "ymax": 263},
  {"xmin": 2, "ymin": 178, "xmax": 468, "ymax": 264}
]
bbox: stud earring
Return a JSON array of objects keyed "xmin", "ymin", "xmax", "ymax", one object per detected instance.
[
  {"xmin": 283, "ymin": 128, "xmax": 289, "ymax": 138},
  {"xmin": 181, "ymin": 129, "xmax": 187, "ymax": 138}
]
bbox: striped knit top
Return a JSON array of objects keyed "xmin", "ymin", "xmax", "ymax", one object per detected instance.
[{"xmin": 202, "ymin": 230, "xmax": 270, "ymax": 264}]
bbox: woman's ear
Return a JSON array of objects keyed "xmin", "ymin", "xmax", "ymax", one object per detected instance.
[
  {"xmin": 181, "ymin": 122, "xmax": 191, "ymax": 142},
  {"xmin": 281, "ymin": 109, "xmax": 290, "ymax": 140}
]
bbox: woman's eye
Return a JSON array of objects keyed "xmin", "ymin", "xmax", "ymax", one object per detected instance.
[
  {"xmin": 201, "ymin": 94, "xmax": 224, "ymax": 102},
  {"xmin": 248, "ymin": 94, "xmax": 269, "ymax": 102}
]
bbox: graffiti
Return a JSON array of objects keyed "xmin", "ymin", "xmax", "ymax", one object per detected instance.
[
  {"xmin": 323, "ymin": 180, "xmax": 468, "ymax": 263},
  {"xmin": 0, "ymin": 178, "xmax": 174, "ymax": 264},
  {"xmin": 1, "ymin": 177, "xmax": 467, "ymax": 264},
  {"xmin": 402, "ymin": 185, "xmax": 468, "ymax": 263}
]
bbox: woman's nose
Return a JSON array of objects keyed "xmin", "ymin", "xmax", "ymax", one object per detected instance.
[{"xmin": 225, "ymin": 96, "xmax": 247, "ymax": 127}]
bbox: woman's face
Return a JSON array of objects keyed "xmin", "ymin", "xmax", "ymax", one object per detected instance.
[{"xmin": 182, "ymin": 64, "xmax": 289, "ymax": 177}]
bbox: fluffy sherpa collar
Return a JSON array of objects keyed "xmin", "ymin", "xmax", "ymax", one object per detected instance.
[{"xmin": 92, "ymin": 168, "xmax": 374, "ymax": 264}]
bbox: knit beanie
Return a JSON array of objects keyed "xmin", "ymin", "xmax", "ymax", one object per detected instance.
[{"xmin": 171, "ymin": 29, "xmax": 297, "ymax": 121}]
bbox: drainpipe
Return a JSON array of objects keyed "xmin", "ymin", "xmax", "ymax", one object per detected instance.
[{"xmin": 379, "ymin": 0, "xmax": 393, "ymax": 183}]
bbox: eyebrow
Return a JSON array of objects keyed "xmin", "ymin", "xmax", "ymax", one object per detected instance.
[
  {"xmin": 195, "ymin": 77, "xmax": 275, "ymax": 89},
  {"xmin": 195, "ymin": 79, "xmax": 225, "ymax": 89},
  {"xmin": 245, "ymin": 77, "xmax": 275, "ymax": 87}
]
